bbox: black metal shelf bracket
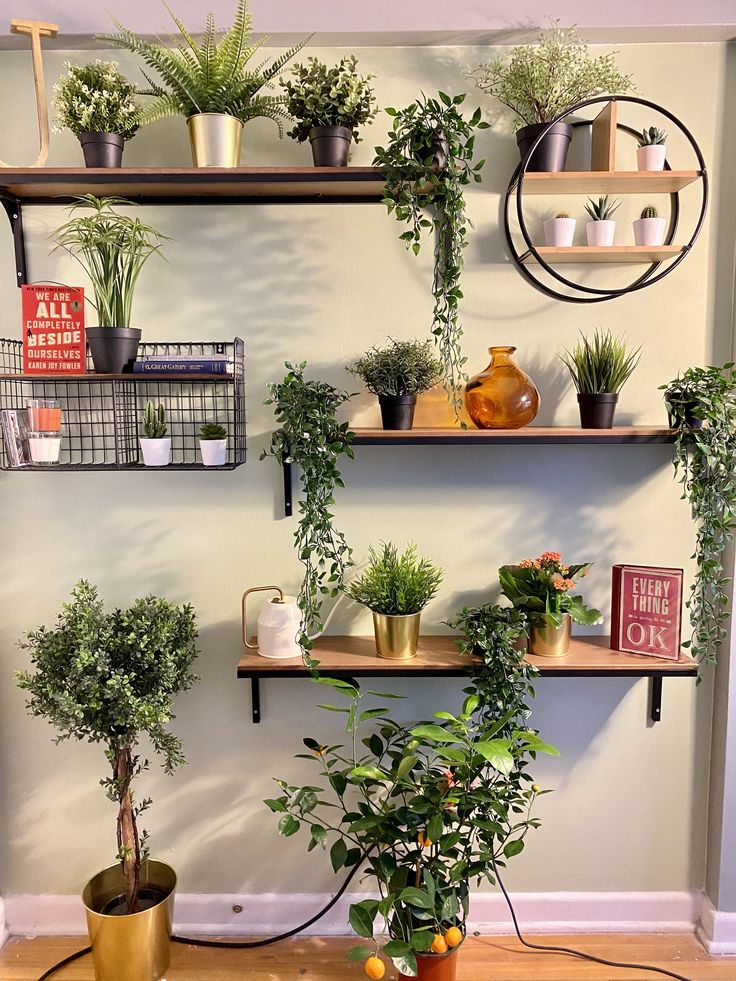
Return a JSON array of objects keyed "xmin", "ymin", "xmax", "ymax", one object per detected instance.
[
  {"xmin": 251, "ymin": 677, "xmax": 261, "ymax": 723},
  {"xmin": 650, "ymin": 675, "xmax": 664, "ymax": 723},
  {"xmin": 283, "ymin": 460, "xmax": 293, "ymax": 517},
  {"xmin": 0, "ymin": 194, "xmax": 27, "ymax": 286}
]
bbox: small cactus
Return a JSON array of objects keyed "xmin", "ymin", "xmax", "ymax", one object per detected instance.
[
  {"xmin": 640, "ymin": 205, "xmax": 658, "ymax": 219},
  {"xmin": 638, "ymin": 126, "xmax": 666, "ymax": 146},
  {"xmin": 142, "ymin": 401, "xmax": 167, "ymax": 438},
  {"xmin": 199, "ymin": 422, "xmax": 227, "ymax": 440},
  {"xmin": 584, "ymin": 195, "xmax": 620, "ymax": 222},
  {"xmin": 555, "ymin": 211, "xmax": 572, "ymax": 219}
]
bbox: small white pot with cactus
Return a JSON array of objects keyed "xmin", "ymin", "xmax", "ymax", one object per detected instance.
[
  {"xmin": 199, "ymin": 422, "xmax": 228, "ymax": 467},
  {"xmin": 139, "ymin": 401, "xmax": 171, "ymax": 466},
  {"xmin": 633, "ymin": 204, "xmax": 666, "ymax": 246},
  {"xmin": 585, "ymin": 195, "xmax": 619, "ymax": 246},
  {"xmin": 543, "ymin": 211, "xmax": 576, "ymax": 247},
  {"xmin": 637, "ymin": 126, "xmax": 666, "ymax": 171}
]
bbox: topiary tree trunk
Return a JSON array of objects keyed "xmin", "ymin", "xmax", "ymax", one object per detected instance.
[{"xmin": 113, "ymin": 746, "xmax": 140, "ymax": 914}]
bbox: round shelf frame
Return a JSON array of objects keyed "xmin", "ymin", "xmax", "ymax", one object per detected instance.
[{"xmin": 502, "ymin": 94, "xmax": 709, "ymax": 303}]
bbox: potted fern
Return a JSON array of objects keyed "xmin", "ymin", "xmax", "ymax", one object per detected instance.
[
  {"xmin": 543, "ymin": 210, "xmax": 576, "ymax": 247},
  {"xmin": 199, "ymin": 421, "xmax": 228, "ymax": 466},
  {"xmin": 637, "ymin": 126, "xmax": 667, "ymax": 171},
  {"xmin": 633, "ymin": 204, "xmax": 666, "ymax": 246},
  {"xmin": 281, "ymin": 56, "xmax": 377, "ymax": 166},
  {"xmin": 350, "ymin": 338, "xmax": 443, "ymax": 430},
  {"xmin": 17, "ymin": 581, "xmax": 198, "ymax": 981},
  {"xmin": 560, "ymin": 329, "xmax": 641, "ymax": 428},
  {"xmin": 140, "ymin": 401, "xmax": 171, "ymax": 466},
  {"xmin": 584, "ymin": 195, "xmax": 620, "ymax": 246},
  {"xmin": 347, "ymin": 542, "xmax": 443, "ymax": 660},
  {"xmin": 99, "ymin": 0, "xmax": 309, "ymax": 167},
  {"xmin": 53, "ymin": 60, "xmax": 140, "ymax": 167}
]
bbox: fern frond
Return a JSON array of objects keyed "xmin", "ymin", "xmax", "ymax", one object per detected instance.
[
  {"xmin": 139, "ymin": 92, "xmax": 188, "ymax": 125},
  {"xmin": 260, "ymin": 34, "xmax": 313, "ymax": 82},
  {"xmin": 162, "ymin": 0, "xmax": 201, "ymax": 57},
  {"xmin": 219, "ymin": 0, "xmax": 254, "ymax": 83}
]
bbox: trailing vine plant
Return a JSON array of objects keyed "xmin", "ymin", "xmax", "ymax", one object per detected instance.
[
  {"xmin": 262, "ymin": 362, "xmax": 355, "ymax": 665},
  {"xmin": 662, "ymin": 364, "xmax": 736, "ymax": 667},
  {"xmin": 373, "ymin": 93, "xmax": 489, "ymax": 422}
]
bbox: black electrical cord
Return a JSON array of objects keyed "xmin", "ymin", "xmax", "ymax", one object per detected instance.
[{"xmin": 491, "ymin": 856, "xmax": 697, "ymax": 981}]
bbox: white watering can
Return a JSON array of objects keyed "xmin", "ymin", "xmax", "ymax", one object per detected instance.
[{"xmin": 242, "ymin": 585, "xmax": 301, "ymax": 660}]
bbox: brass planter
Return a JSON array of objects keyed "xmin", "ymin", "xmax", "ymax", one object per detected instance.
[
  {"xmin": 373, "ymin": 611, "xmax": 421, "ymax": 660},
  {"xmin": 187, "ymin": 113, "xmax": 243, "ymax": 167},
  {"xmin": 527, "ymin": 614, "xmax": 572, "ymax": 657},
  {"xmin": 83, "ymin": 860, "xmax": 176, "ymax": 981}
]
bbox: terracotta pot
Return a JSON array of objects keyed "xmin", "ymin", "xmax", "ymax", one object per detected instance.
[{"xmin": 399, "ymin": 948, "xmax": 459, "ymax": 981}]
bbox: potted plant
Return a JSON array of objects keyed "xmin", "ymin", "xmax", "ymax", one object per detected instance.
[
  {"xmin": 17, "ymin": 581, "xmax": 198, "ymax": 981},
  {"xmin": 52, "ymin": 195, "xmax": 166, "ymax": 374},
  {"xmin": 374, "ymin": 94, "xmax": 488, "ymax": 423},
  {"xmin": 347, "ymin": 542, "xmax": 442, "ymax": 660},
  {"xmin": 661, "ymin": 364, "xmax": 736, "ymax": 666},
  {"xmin": 543, "ymin": 210, "xmax": 576, "ymax": 247},
  {"xmin": 53, "ymin": 60, "xmax": 140, "ymax": 167},
  {"xmin": 560, "ymin": 329, "xmax": 641, "ymax": 428},
  {"xmin": 637, "ymin": 126, "xmax": 667, "ymax": 171},
  {"xmin": 633, "ymin": 204, "xmax": 666, "ymax": 246},
  {"xmin": 350, "ymin": 339, "xmax": 443, "ymax": 430},
  {"xmin": 584, "ymin": 195, "xmax": 620, "ymax": 246},
  {"xmin": 268, "ymin": 602, "xmax": 556, "ymax": 980},
  {"xmin": 499, "ymin": 552, "xmax": 601, "ymax": 657},
  {"xmin": 262, "ymin": 362, "xmax": 355, "ymax": 663},
  {"xmin": 140, "ymin": 401, "xmax": 171, "ymax": 466},
  {"xmin": 469, "ymin": 22, "xmax": 633, "ymax": 172},
  {"xmin": 99, "ymin": 0, "xmax": 309, "ymax": 168},
  {"xmin": 199, "ymin": 421, "xmax": 228, "ymax": 466},
  {"xmin": 281, "ymin": 56, "xmax": 377, "ymax": 167}
]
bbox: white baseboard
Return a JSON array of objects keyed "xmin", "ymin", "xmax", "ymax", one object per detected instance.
[
  {"xmin": 0, "ymin": 898, "xmax": 8, "ymax": 949},
  {"xmin": 697, "ymin": 895, "xmax": 736, "ymax": 954},
  {"xmin": 5, "ymin": 889, "xmax": 701, "ymax": 939}
]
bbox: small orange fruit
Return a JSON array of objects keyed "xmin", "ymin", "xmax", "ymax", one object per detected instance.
[
  {"xmin": 418, "ymin": 831, "xmax": 433, "ymax": 848},
  {"xmin": 364, "ymin": 955, "xmax": 385, "ymax": 979},
  {"xmin": 431, "ymin": 934, "xmax": 448, "ymax": 954},
  {"xmin": 444, "ymin": 926, "xmax": 463, "ymax": 948}
]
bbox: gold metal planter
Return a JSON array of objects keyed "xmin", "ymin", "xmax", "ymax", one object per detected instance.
[
  {"xmin": 527, "ymin": 613, "xmax": 572, "ymax": 657},
  {"xmin": 83, "ymin": 860, "xmax": 176, "ymax": 981},
  {"xmin": 187, "ymin": 113, "xmax": 243, "ymax": 167},
  {"xmin": 373, "ymin": 611, "xmax": 421, "ymax": 660}
]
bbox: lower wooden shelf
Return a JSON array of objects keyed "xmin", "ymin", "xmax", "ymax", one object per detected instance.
[
  {"xmin": 237, "ymin": 635, "xmax": 696, "ymax": 724},
  {"xmin": 522, "ymin": 246, "xmax": 684, "ymax": 265}
]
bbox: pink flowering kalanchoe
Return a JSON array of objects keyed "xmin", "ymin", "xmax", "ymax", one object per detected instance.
[{"xmin": 499, "ymin": 552, "xmax": 601, "ymax": 629}]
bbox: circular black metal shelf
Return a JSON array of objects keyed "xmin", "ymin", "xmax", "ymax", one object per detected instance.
[{"xmin": 503, "ymin": 95, "xmax": 708, "ymax": 303}]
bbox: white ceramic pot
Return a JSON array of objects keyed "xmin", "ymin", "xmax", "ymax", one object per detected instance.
[
  {"xmin": 200, "ymin": 438, "xmax": 227, "ymax": 467},
  {"xmin": 633, "ymin": 217, "xmax": 667, "ymax": 246},
  {"xmin": 637, "ymin": 144, "xmax": 666, "ymax": 171},
  {"xmin": 28, "ymin": 434, "xmax": 61, "ymax": 464},
  {"xmin": 543, "ymin": 217, "xmax": 576, "ymax": 247},
  {"xmin": 140, "ymin": 437, "xmax": 172, "ymax": 467},
  {"xmin": 586, "ymin": 220, "xmax": 616, "ymax": 247}
]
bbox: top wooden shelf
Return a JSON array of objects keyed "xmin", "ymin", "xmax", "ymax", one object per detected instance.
[
  {"xmin": 513, "ymin": 171, "xmax": 702, "ymax": 196},
  {"xmin": 349, "ymin": 426, "xmax": 675, "ymax": 444},
  {"xmin": 0, "ymin": 167, "xmax": 387, "ymax": 204}
]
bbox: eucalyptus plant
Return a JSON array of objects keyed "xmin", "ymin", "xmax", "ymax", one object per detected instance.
[
  {"xmin": 662, "ymin": 364, "xmax": 736, "ymax": 666},
  {"xmin": 373, "ymin": 93, "xmax": 489, "ymax": 422},
  {"xmin": 281, "ymin": 56, "xmax": 378, "ymax": 143},
  {"xmin": 262, "ymin": 363, "xmax": 355, "ymax": 663},
  {"xmin": 17, "ymin": 581, "xmax": 198, "ymax": 914},
  {"xmin": 350, "ymin": 339, "xmax": 443, "ymax": 397}
]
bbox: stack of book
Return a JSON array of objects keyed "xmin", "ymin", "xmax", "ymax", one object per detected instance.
[{"xmin": 133, "ymin": 353, "xmax": 234, "ymax": 375}]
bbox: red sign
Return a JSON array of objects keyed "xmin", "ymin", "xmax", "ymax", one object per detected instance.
[
  {"xmin": 22, "ymin": 285, "xmax": 86, "ymax": 374},
  {"xmin": 611, "ymin": 564, "xmax": 683, "ymax": 661}
]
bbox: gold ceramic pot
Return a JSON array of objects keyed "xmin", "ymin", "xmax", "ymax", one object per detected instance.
[
  {"xmin": 527, "ymin": 614, "xmax": 572, "ymax": 657},
  {"xmin": 187, "ymin": 113, "xmax": 243, "ymax": 167},
  {"xmin": 373, "ymin": 611, "xmax": 421, "ymax": 660},
  {"xmin": 83, "ymin": 860, "xmax": 176, "ymax": 981}
]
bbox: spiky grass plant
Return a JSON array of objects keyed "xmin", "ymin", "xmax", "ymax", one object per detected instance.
[
  {"xmin": 584, "ymin": 195, "xmax": 620, "ymax": 222},
  {"xmin": 143, "ymin": 402, "xmax": 167, "ymax": 438},
  {"xmin": 98, "ymin": 0, "xmax": 310, "ymax": 132},
  {"xmin": 560, "ymin": 330, "xmax": 641, "ymax": 395},
  {"xmin": 347, "ymin": 542, "xmax": 443, "ymax": 616},
  {"xmin": 349, "ymin": 339, "xmax": 443, "ymax": 397},
  {"xmin": 52, "ymin": 196, "xmax": 166, "ymax": 329}
]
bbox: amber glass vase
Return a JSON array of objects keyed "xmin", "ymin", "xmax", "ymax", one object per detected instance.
[{"xmin": 465, "ymin": 346, "xmax": 540, "ymax": 429}]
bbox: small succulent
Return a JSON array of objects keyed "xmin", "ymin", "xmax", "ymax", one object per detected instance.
[
  {"xmin": 142, "ymin": 401, "xmax": 167, "ymax": 438},
  {"xmin": 638, "ymin": 126, "xmax": 666, "ymax": 146},
  {"xmin": 555, "ymin": 211, "xmax": 572, "ymax": 219},
  {"xmin": 584, "ymin": 195, "xmax": 620, "ymax": 222},
  {"xmin": 199, "ymin": 422, "xmax": 227, "ymax": 440},
  {"xmin": 640, "ymin": 205, "xmax": 659, "ymax": 219}
]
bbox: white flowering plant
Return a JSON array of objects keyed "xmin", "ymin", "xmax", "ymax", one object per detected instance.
[{"xmin": 54, "ymin": 61, "xmax": 140, "ymax": 140}]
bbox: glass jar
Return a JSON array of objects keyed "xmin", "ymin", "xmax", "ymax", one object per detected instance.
[{"xmin": 465, "ymin": 346, "xmax": 540, "ymax": 429}]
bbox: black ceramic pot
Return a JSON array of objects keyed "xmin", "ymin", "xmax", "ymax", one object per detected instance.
[
  {"xmin": 379, "ymin": 394, "xmax": 417, "ymax": 430},
  {"xmin": 665, "ymin": 391, "xmax": 704, "ymax": 429},
  {"xmin": 578, "ymin": 393, "xmax": 618, "ymax": 429},
  {"xmin": 79, "ymin": 132, "xmax": 124, "ymax": 168},
  {"xmin": 516, "ymin": 121, "xmax": 573, "ymax": 173},
  {"xmin": 308, "ymin": 126, "xmax": 352, "ymax": 167},
  {"xmin": 86, "ymin": 327, "xmax": 141, "ymax": 374}
]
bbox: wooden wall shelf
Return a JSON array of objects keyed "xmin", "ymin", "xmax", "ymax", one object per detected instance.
[
  {"xmin": 514, "ymin": 171, "xmax": 701, "ymax": 195},
  {"xmin": 521, "ymin": 246, "xmax": 685, "ymax": 265},
  {"xmin": 237, "ymin": 635, "xmax": 696, "ymax": 723}
]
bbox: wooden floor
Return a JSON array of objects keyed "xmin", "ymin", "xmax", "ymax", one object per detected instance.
[{"xmin": 2, "ymin": 934, "xmax": 736, "ymax": 980}]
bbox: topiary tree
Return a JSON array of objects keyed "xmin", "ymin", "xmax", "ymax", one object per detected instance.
[{"xmin": 17, "ymin": 581, "xmax": 199, "ymax": 913}]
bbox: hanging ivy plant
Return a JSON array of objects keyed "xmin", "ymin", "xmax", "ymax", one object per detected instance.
[
  {"xmin": 262, "ymin": 362, "xmax": 354, "ymax": 665},
  {"xmin": 373, "ymin": 93, "xmax": 489, "ymax": 422},
  {"xmin": 662, "ymin": 363, "xmax": 736, "ymax": 667}
]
